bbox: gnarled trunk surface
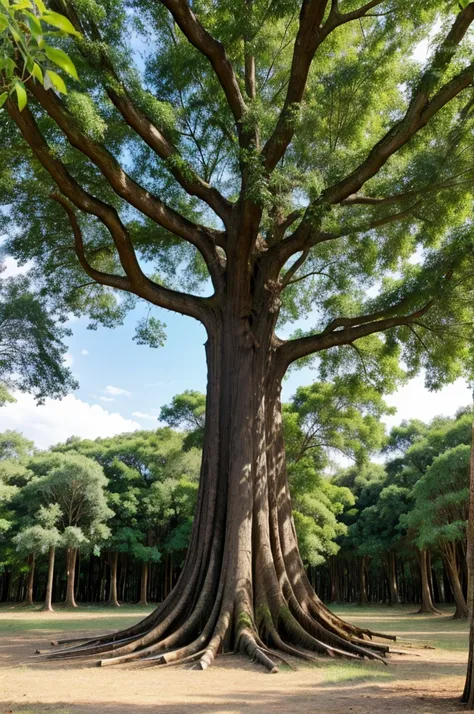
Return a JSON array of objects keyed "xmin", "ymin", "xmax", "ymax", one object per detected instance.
[{"xmin": 45, "ymin": 319, "xmax": 393, "ymax": 670}]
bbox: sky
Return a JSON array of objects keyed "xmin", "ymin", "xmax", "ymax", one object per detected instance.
[{"xmin": 1, "ymin": 24, "xmax": 471, "ymax": 450}]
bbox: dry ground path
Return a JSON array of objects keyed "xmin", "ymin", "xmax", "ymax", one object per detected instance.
[{"xmin": 0, "ymin": 604, "xmax": 468, "ymax": 714}]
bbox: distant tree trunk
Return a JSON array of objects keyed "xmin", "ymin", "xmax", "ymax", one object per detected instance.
[
  {"xmin": 443, "ymin": 544, "xmax": 468, "ymax": 619},
  {"xmin": 106, "ymin": 551, "xmax": 120, "ymax": 607},
  {"xmin": 417, "ymin": 549, "xmax": 440, "ymax": 615},
  {"xmin": 138, "ymin": 561, "xmax": 148, "ymax": 605},
  {"xmin": 387, "ymin": 552, "xmax": 400, "ymax": 605},
  {"xmin": 462, "ymin": 416, "xmax": 474, "ymax": 707},
  {"xmin": 23, "ymin": 553, "xmax": 35, "ymax": 607},
  {"xmin": 358, "ymin": 556, "xmax": 368, "ymax": 605},
  {"xmin": 42, "ymin": 547, "xmax": 55, "ymax": 612},
  {"xmin": 64, "ymin": 547, "xmax": 78, "ymax": 608}
]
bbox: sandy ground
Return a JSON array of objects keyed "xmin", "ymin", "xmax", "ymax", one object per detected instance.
[{"xmin": 0, "ymin": 607, "xmax": 469, "ymax": 714}]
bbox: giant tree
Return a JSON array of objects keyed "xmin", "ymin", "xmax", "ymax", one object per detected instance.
[{"xmin": 2, "ymin": 0, "xmax": 474, "ymax": 670}]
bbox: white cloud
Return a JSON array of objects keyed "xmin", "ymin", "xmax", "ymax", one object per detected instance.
[
  {"xmin": 384, "ymin": 375, "xmax": 472, "ymax": 429},
  {"xmin": 100, "ymin": 396, "xmax": 115, "ymax": 403},
  {"xmin": 104, "ymin": 385, "xmax": 131, "ymax": 397},
  {"xmin": 132, "ymin": 411, "xmax": 157, "ymax": 421},
  {"xmin": 63, "ymin": 352, "xmax": 74, "ymax": 368},
  {"xmin": 0, "ymin": 392, "xmax": 140, "ymax": 449},
  {"xmin": 81, "ymin": 349, "xmax": 89, "ymax": 356}
]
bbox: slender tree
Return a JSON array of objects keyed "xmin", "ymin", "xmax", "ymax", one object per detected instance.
[{"xmin": 3, "ymin": 0, "xmax": 474, "ymax": 670}]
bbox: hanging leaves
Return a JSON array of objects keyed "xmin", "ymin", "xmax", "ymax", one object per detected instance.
[{"xmin": 0, "ymin": 0, "xmax": 81, "ymax": 110}]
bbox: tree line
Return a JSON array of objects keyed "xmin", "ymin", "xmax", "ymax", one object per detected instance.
[{"xmin": 1, "ymin": 383, "xmax": 471, "ymax": 616}]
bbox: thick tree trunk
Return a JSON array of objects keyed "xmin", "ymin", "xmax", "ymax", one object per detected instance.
[
  {"xmin": 106, "ymin": 552, "xmax": 120, "ymax": 607},
  {"xmin": 46, "ymin": 325, "xmax": 392, "ymax": 670},
  {"xmin": 138, "ymin": 562, "xmax": 148, "ymax": 605},
  {"xmin": 64, "ymin": 548, "xmax": 78, "ymax": 608},
  {"xmin": 417, "ymin": 549, "xmax": 440, "ymax": 615},
  {"xmin": 444, "ymin": 546, "xmax": 469, "ymax": 620},
  {"xmin": 463, "ymin": 418, "xmax": 474, "ymax": 707},
  {"xmin": 23, "ymin": 554, "xmax": 35, "ymax": 607},
  {"xmin": 42, "ymin": 547, "xmax": 55, "ymax": 613}
]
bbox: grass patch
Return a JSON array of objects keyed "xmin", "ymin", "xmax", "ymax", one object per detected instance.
[
  {"xmin": 330, "ymin": 604, "xmax": 469, "ymax": 652},
  {"xmin": 318, "ymin": 661, "xmax": 393, "ymax": 685}
]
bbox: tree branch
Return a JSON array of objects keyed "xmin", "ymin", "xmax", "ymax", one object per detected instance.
[
  {"xmin": 7, "ymin": 101, "xmax": 210, "ymax": 323},
  {"xmin": 159, "ymin": 0, "xmax": 248, "ymax": 136},
  {"xmin": 278, "ymin": 299, "xmax": 434, "ymax": 368},
  {"xmin": 26, "ymin": 80, "xmax": 225, "ymax": 293},
  {"xmin": 262, "ymin": 0, "xmax": 387, "ymax": 172},
  {"xmin": 321, "ymin": 3, "xmax": 474, "ymax": 205},
  {"xmin": 47, "ymin": 0, "xmax": 232, "ymax": 224}
]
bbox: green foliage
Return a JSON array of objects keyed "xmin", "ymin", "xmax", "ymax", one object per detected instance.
[
  {"xmin": 0, "ymin": 275, "xmax": 77, "ymax": 403},
  {"xmin": 0, "ymin": 0, "xmax": 80, "ymax": 108}
]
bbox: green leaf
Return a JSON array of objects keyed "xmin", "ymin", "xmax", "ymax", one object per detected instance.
[
  {"xmin": 31, "ymin": 61, "xmax": 43, "ymax": 83},
  {"xmin": 44, "ymin": 69, "xmax": 67, "ymax": 94},
  {"xmin": 11, "ymin": 0, "xmax": 32, "ymax": 9},
  {"xmin": 0, "ymin": 92, "xmax": 8, "ymax": 108},
  {"xmin": 42, "ymin": 10, "xmax": 81, "ymax": 37},
  {"xmin": 44, "ymin": 45, "xmax": 78, "ymax": 80},
  {"xmin": 23, "ymin": 10, "xmax": 42, "ymax": 36},
  {"xmin": 0, "ymin": 13, "xmax": 8, "ymax": 30},
  {"xmin": 14, "ymin": 81, "xmax": 27, "ymax": 111},
  {"xmin": 32, "ymin": 0, "xmax": 44, "ymax": 11}
]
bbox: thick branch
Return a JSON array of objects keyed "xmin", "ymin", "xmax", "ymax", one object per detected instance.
[
  {"xmin": 159, "ymin": 0, "xmax": 247, "ymax": 132},
  {"xmin": 321, "ymin": 3, "xmax": 474, "ymax": 205},
  {"xmin": 47, "ymin": 0, "xmax": 231, "ymax": 223},
  {"xmin": 262, "ymin": 0, "xmax": 386, "ymax": 172},
  {"xmin": 27, "ymin": 81, "xmax": 225, "ymax": 292},
  {"xmin": 7, "ymin": 101, "xmax": 210, "ymax": 323},
  {"xmin": 278, "ymin": 300, "xmax": 433, "ymax": 368}
]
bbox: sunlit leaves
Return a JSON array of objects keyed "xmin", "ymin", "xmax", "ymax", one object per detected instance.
[{"xmin": 0, "ymin": 0, "xmax": 80, "ymax": 108}]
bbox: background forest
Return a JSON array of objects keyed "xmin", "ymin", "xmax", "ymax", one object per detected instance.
[{"xmin": 1, "ymin": 383, "xmax": 471, "ymax": 615}]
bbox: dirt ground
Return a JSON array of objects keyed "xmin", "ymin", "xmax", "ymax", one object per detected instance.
[{"xmin": 0, "ymin": 604, "xmax": 469, "ymax": 714}]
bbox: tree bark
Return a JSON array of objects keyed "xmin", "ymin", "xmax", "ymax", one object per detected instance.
[
  {"xmin": 138, "ymin": 561, "xmax": 148, "ymax": 605},
  {"xmin": 106, "ymin": 551, "xmax": 120, "ymax": 607},
  {"xmin": 443, "ymin": 546, "xmax": 468, "ymax": 620},
  {"xmin": 417, "ymin": 549, "xmax": 440, "ymax": 615},
  {"xmin": 47, "ymin": 321, "xmax": 392, "ymax": 670},
  {"xmin": 23, "ymin": 554, "xmax": 35, "ymax": 607},
  {"xmin": 358, "ymin": 556, "xmax": 368, "ymax": 606},
  {"xmin": 42, "ymin": 547, "xmax": 55, "ymax": 613},
  {"xmin": 463, "ymin": 416, "xmax": 474, "ymax": 706},
  {"xmin": 64, "ymin": 548, "xmax": 78, "ymax": 608},
  {"xmin": 387, "ymin": 552, "xmax": 400, "ymax": 605}
]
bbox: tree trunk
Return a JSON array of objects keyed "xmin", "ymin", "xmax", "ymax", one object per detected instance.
[
  {"xmin": 23, "ymin": 554, "xmax": 35, "ymax": 607},
  {"xmin": 42, "ymin": 547, "xmax": 55, "ymax": 613},
  {"xmin": 106, "ymin": 551, "xmax": 120, "ymax": 607},
  {"xmin": 387, "ymin": 552, "xmax": 400, "ymax": 605},
  {"xmin": 358, "ymin": 556, "xmax": 368, "ymax": 606},
  {"xmin": 138, "ymin": 561, "xmax": 148, "ymax": 605},
  {"xmin": 463, "ymin": 416, "xmax": 474, "ymax": 707},
  {"xmin": 47, "ymin": 324, "xmax": 391, "ymax": 670},
  {"xmin": 444, "ymin": 546, "xmax": 468, "ymax": 620},
  {"xmin": 417, "ymin": 549, "xmax": 440, "ymax": 615},
  {"xmin": 64, "ymin": 548, "xmax": 78, "ymax": 608}
]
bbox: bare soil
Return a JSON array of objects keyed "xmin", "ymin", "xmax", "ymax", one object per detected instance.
[{"xmin": 0, "ymin": 605, "xmax": 468, "ymax": 714}]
